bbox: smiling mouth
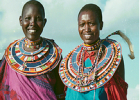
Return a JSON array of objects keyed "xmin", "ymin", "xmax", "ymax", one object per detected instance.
[
  {"xmin": 84, "ymin": 34, "xmax": 93, "ymax": 39},
  {"xmin": 28, "ymin": 29, "xmax": 37, "ymax": 33}
]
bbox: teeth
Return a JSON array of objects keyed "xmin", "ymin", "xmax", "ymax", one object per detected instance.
[
  {"xmin": 29, "ymin": 30, "xmax": 36, "ymax": 33},
  {"xmin": 84, "ymin": 35, "xmax": 91, "ymax": 39}
]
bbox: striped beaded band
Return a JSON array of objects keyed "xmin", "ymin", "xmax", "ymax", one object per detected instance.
[
  {"xmin": 83, "ymin": 39, "xmax": 101, "ymax": 50},
  {"xmin": 24, "ymin": 38, "xmax": 41, "ymax": 45},
  {"xmin": 24, "ymin": 38, "xmax": 42, "ymax": 49},
  {"xmin": 24, "ymin": 43, "xmax": 43, "ymax": 49}
]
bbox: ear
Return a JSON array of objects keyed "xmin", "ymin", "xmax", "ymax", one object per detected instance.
[
  {"xmin": 100, "ymin": 21, "xmax": 103, "ymax": 30},
  {"xmin": 43, "ymin": 18, "xmax": 47, "ymax": 27},
  {"xmin": 19, "ymin": 16, "xmax": 22, "ymax": 26}
]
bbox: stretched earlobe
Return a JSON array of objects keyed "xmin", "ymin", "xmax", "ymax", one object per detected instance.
[
  {"xmin": 100, "ymin": 21, "xmax": 103, "ymax": 30},
  {"xmin": 19, "ymin": 16, "xmax": 22, "ymax": 26},
  {"xmin": 43, "ymin": 18, "xmax": 47, "ymax": 27}
]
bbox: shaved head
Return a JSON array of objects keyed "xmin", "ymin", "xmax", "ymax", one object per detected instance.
[{"xmin": 21, "ymin": 0, "xmax": 45, "ymax": 17}]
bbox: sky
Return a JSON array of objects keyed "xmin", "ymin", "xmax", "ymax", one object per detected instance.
[{"xmin": 0, "ymin": 0, "xmax": 139, "ymax": 99}]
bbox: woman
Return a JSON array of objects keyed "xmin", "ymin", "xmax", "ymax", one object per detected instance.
[
  {"xmin": 59, "ymin": 4, "xmax": 134, "ymax": 100},
  {"xmin": 0, "ymin": 0, "xmax": 64, "ymax": 100}
]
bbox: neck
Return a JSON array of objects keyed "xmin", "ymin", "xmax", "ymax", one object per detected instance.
[
  {"xmin": 24, "ymin": 38, "xmax": 41, "ymax": 45},
  {"xmin": 84, "ymin": 38, "xmax": 100, "ymax": 46},
  {"xmin": 83, "ymin": 38, "xmax": 100, "ymax": 51},
  {"xmin": 23, "ymin": 37, "xmax": 42, "ymax": 52}
]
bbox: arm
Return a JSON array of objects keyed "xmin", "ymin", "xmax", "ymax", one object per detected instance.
[
  {"xmin": 54, "ymin": 58, "xmax": 65, "ymax": 100},
  {"xmin": 116, "ymin": 56, "xmax": 125, "ymax": 80}
]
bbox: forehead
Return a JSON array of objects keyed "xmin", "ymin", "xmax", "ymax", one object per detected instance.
[
  {"xmin": 22, "ymin": 4, "xmax": 43, "ymax": 16},
  {"xmin": 78, "ymin": 10, "xmax": 97, "ymax": 21}
]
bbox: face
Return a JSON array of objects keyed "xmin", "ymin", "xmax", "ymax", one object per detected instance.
[
  {"xmin": 19, "ymin": 4, "xmax": 46, "ymax": 41},
  {"xmin": 78, "ymin": 10, "xmax": 103, "ymax": 45}
]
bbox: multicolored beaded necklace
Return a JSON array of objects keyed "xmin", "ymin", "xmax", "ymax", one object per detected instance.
[
  {"xmin": 83, "ymin": 38, "xmax": 101, "ymax": 51},
  {"xmin": 59, "ymin": 38, "xmax": 121, "ymax": 92},
  {"xmin": 24, "ymin": 38, "xmax": 43, "ymax": 49},
  {"xmin": 5, "ymin": 37, "xmax": 62, "ymax": 76}
]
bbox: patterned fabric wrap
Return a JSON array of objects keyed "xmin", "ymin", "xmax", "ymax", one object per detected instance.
[
  {"xmin": 59, "ymin": 39, "xmax": 122, "ymax": 92},
  {"xmin": 0, "ymin": 58, "xmax": 57, "ymax": 100},
  {"xmin": 104, "ymin": 73, "xmax": 128, "ymax": 100}
]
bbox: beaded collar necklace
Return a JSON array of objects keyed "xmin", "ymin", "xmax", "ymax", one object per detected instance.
[
  {"xmin": 24, "ymin": 38, "xmax": 43, "ymax": 49},
  {"xmin": 5, "ymin": 37, "xmax": 62, "ymax": 76},
  {"xmin": 83, "ymin": 38, "xmax": 101, "ymax": 51}
]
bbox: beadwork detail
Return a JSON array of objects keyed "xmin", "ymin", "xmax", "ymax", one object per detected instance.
[
  {"xmin": 83, "ymin": 39, "xmax": 101, "ymax": 50},
  {"xmin": 5, "ymin": 37, "xmax": 62, "ymax": 76},
  {"xmin": 24, "ymin": 38, "xmax": 42, "ymax": 49},
  {"xmin": 59, "ymin": 39, "xmax": 122, "ymax": 92}
]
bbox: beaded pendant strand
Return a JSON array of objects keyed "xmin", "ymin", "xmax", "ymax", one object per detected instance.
[{"xmin": 77, "ymin": 39, "xmax": 102, "ymax": 87}]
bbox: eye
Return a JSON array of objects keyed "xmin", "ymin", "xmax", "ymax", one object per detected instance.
[
  {"xmin": 36, "ymin": 16, "xmax": 43, "ymax": 21},
  {"xmin": 79, "ymin": 23, "xmax": 85, "ymax": 27},
  {"xmin": 25, "ymin": 17, "xmax": 30, "ymax": 21},
  {"xmin": 89, "ymin": 22, "xmax": 95, "ymax": 26}
]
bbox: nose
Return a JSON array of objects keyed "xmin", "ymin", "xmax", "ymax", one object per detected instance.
[
  {"xmin": 85, "ymin": 24, "xmax": 90, "ymax": 32},
  {"xmin": 30, "ymin": 18, "xmax": 36, "ymax": 26}
]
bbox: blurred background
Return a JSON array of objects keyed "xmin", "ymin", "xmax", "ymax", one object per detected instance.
[{"xmin": 0, "ymin": 0, "xmax": 139, "ymax": 99}]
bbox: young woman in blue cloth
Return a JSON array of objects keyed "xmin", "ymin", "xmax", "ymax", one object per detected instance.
[{"xmin": 59, "ymin": 4, "xmax": 134, "ymax": 100}]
